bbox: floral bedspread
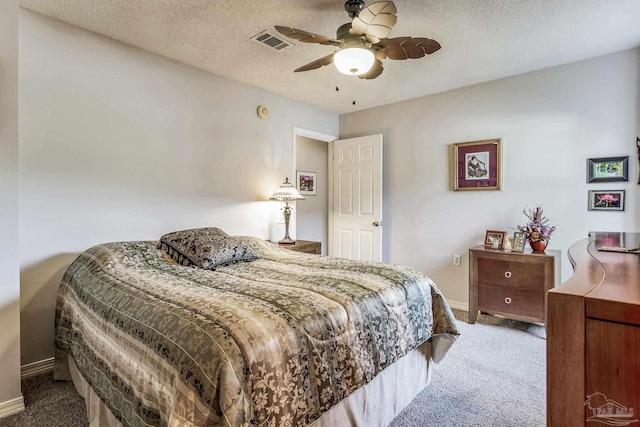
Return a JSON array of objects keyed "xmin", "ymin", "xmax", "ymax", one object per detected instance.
[{"xmin": 55, "ymin": 237, "xmax": 459, "ymax": 427}]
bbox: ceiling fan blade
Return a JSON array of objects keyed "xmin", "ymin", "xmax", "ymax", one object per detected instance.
[
  {"xmin": 358, "ymin": 59, "xmax": 384, "ymax": 80},
  {"xmin": 294, "ymin": 53, "xmax": 335, "ymax": 72},
  {"xmin": 350, "ymin": 1, "xmax": 397, "ymax": 44},
  {"xmin": 381, "ymin": 37, "xmax": 441, "ymax": 60},
  {"xmin": 374, "ymin": 49, "xmax": 387, "ymax": 60},
  {"xmin": 275, "ymin": 26, "xmax": 341, "ymax": 46}
]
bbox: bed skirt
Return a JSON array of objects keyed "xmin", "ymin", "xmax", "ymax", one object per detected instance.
[{"xmin": 54, "ymin": 340, "xmax": 433, "ymax": 427}]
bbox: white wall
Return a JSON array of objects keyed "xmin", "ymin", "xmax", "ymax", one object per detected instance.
[
  {"xmin": 19, "ymin": 10, "xmax": 338, "ymax": 364},
  {"xmin": 340, "ymin": 49, "xmax": 640, "ymax": 307},
  {"xmin": 0, "ymin": 0, "xmax": 23, "ymax": 416}
]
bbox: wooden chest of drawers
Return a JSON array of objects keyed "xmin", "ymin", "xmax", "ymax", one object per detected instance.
[{"xmin": 469, "ymin": 245, "xmax": 560, "ymax": 325}]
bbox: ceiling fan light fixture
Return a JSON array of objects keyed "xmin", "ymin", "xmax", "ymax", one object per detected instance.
[
  {"xmin": 276, "ymin": 1, "xmax": 441, "ymax": 80},
  {"xmin": 333, "ymin": 47, "xmax": 375, "ymax": 76}
]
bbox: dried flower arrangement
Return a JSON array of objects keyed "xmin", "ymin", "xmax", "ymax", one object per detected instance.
[{"xmin": 516, "ymin": 204, "xmax": 556, "ymax": 242}]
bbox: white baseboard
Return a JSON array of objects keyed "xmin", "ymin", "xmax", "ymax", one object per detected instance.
[
  {"xmin": 0, "ymin": 396, "xmax": 25, "ymax": 420},
  {"xmin": 446, "ymin": 299, "xmax": 468, "ymax": 311},
  {"xmin": 0, "ymin": 358, "xmax": 55, "ymax": 420},
  {"xmin": 21, "ymin": 357, "xmax": 55, "ymax": 379}
]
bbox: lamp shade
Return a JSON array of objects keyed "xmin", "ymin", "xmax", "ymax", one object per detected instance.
[
  {"xmin": 269, "ymin": 177, "xmax": 305, "ymax": 202},
  {"xmin": 334, "ymin": 47, "xmax": 375, "ymax": 76}
]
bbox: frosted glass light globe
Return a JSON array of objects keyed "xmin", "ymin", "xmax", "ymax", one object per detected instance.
[{"xmin": 334, "ymin": 47, "xmax": 375, "ymax": 76}]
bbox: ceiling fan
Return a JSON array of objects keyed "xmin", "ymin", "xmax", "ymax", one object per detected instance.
[{"xmin": 275, "ymin": 0, "xmax": 441, "ymax": 80}]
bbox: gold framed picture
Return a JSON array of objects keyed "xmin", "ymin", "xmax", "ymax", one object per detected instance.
[{"xmin": 452, "ymin": 138, "xmax": 502, "ymax": 191}]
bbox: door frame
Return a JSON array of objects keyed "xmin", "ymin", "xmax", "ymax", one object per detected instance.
[{"xmin": 292, "ymin": 127, "xmax": 337, "ymax": 254}]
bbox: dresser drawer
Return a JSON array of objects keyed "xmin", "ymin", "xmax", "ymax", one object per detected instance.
[
  {"xmin": 478, "ymin": 283, "xmax": 508, "ymax": 313},
  {"xmin": 478, "ymin": 284, "xmax": 544, "ymax": 319},
  {"xmin": 477, "ymin": 257, "xmax": 545, "ymax": 291},
  {"xmin": 507, "ymin": 288, "xmax": 544, "ymax": 319}
]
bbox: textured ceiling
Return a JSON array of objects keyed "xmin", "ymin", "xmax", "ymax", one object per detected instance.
[{"xmin": 19, "ymin": 0, "xmax": 640, "ymax": 114}]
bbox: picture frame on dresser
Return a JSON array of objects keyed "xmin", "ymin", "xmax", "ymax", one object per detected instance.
[
  {"xmin": 484, "ymin": 230, "xmax": 506, "ymax": 248},
  {"xmin": 512, "ymin": 232, "xmax": 526, "ymax": 252}
]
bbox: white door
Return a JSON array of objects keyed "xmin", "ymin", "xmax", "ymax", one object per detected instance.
[{"xmin": 331, "ymin": 134, "xmax": 383, "ymax": 261}]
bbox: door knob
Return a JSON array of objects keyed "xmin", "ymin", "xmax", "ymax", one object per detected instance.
[{"xmin": 372, "ymin": 221, "xmax": 382, "ymax": 227}]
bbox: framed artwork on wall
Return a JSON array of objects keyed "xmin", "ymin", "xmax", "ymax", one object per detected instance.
[
  {"xmin": 588, "ymin": 190, "xmax": 625, "ymax": 211},
  {"xmin": 452, "ymin": 138, "xmax": 502, "ymax": 191},
  {"xmin": 296, "ymin": 171, "xmax": 317, "ymax": 196},
  {"xmin": 587, "ymin": 156, "xmax": 628, "ymax": 183}
]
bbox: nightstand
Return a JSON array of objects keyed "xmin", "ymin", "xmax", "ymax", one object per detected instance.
[
  {"xmin": 469, "ymin": 245, "xmax": 560, "ymax": 325},
  {"xmin": 271, "ymin": 240, "xmax": 321, "ymax": 254}
]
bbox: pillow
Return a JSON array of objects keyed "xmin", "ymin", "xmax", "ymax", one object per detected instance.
[{"xmin": 157, "ymin": 227, "xmax": 258, "ymax": 269}]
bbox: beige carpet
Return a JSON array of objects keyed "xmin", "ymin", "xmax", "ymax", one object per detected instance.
[
  {"xmin": 389, "ymin": 309, "xmax": 546, "ymax": 427},
  {"xmin": 0, "ymin": 309, "xmax": 546, "ymax": 427}
]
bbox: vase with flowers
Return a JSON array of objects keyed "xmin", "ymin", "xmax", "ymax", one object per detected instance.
[{"xmin": 516, "ymin": 204, "xmax": 557, "ymax": 252}]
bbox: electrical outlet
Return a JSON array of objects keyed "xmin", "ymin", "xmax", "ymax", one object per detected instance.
[{"xmin": 453, "ymin": 254, "xmax": 461, "ymax": 266}]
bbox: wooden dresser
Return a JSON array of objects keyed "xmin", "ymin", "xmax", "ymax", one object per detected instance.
[
  {"xmin": 547, "ymin": 232, "xmax": 640, "ymax": 427},
  {"xmin": 469, "ymin": 245, "xmax": 560, "ymax": 325},
  {"xmin": 272, "ymin": 240, "xmax": 321, "ymax": 254}
]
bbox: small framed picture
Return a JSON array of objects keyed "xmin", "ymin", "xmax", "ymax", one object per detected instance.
[
  {"xmin": 484, "ymin": 230, "xmax": 506, "ymax": 248},
  {"xmin": 452, "ymin": 138, "xmax": 502, "ymax": 191},
  {"xmin": 296, "ymin": 171, "xmax": 317, "ymax": 196},
  {"xmin": 512, "ymin": 232, "xmax": 527, "ymax": 253},
  {"xmin": 588, "ymin": 190, "xmax": 625, "ymax": 211},
  {"xmin": 587, "ymin": 156, "xmax": 628, "ymax": 183}
]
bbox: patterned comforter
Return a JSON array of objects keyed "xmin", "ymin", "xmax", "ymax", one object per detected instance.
[{"xmin": 55, "ymin": 237, "xmax": 459, "ymax": 427}]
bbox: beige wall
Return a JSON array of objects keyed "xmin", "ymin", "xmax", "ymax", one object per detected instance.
[
  {"xmin": 19, "ymin": 10, "xmax": 338, "ymax": 365},
  {"xmin": 0, "ymin": 0, "xmax": 23, "ymax": 415},
  {"xmin": 340, "ymin": 48, "xmax": 640, "ymax": 307},
  {"xmin": 296, "ymin": 136, "xmax": 329, "ymax": 254}
]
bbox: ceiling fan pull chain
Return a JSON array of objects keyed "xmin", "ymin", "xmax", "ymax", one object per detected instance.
[{"xmin": 352, "ymin": 80, "xmax": 358, "ymax": 106}]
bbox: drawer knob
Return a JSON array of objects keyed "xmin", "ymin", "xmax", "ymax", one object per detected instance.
[
  {"xmin": 504, "ymin": 271, "xmax": 512, "ymax": 278},
  {"xmin": 505, "ymin": 297, "xmax": 512, "ymax": 304}
]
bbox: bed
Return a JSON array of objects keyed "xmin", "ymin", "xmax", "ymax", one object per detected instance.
[{"xmin": 54, "ymin": 228, "xmax": 459, "ymax": 427}]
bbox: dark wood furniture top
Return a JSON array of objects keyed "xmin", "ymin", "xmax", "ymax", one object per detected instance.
[
  {"xmin": 271, "ymin": 240, "xmax": 321, "ymax": 255},
  {"xmin": 469, "ymin": 245, "xmax": 560, "ymax": 325},
  {"xmin": 547, "ymin": 232, "xmax": 640, "ymax": 427}
]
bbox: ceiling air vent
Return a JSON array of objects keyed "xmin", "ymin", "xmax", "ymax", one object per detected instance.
[{"xmin": 251, "ymin": 30, "xmax": 292, "ymax": 51}]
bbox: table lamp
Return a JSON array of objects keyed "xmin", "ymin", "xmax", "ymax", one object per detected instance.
[{"xmin": 269, "ymin": 177, "xmax": 304, "ymax": 244}]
